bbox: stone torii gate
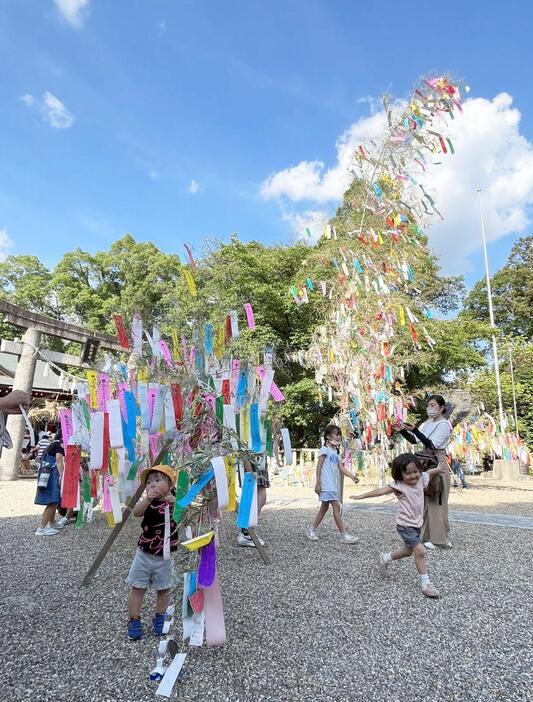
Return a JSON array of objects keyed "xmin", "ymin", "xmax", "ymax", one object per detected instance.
[{"xmin": 0, "ymin": 300, "xmax": 123, "ymax": 481}]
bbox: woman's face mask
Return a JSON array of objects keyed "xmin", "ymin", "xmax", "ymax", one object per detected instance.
[{"xmin": 426, "ymin": 404, "xmax": 441, "ymax": 417}]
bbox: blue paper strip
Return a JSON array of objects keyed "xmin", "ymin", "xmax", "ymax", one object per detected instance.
[
  {"xmin": 177, "ymin": 468, "xmax": 214, "ymax": 508},
  {"xmin": 237, "ymin": 472, "xmax": 256, "ymax": 529},
  {"xmin": 236, "ymin": 369, "xmax": 248, "ymax": 407},
  {"xmin": 249, "ymin": 403, "xmax": 262, "ymax": 453},
  {"xmin": 204, "ymin": 324, "xmax": 213, "ymax": 355},
  {"xmin": 189, "ymin": 571, "xmax": 197, "ymax": 596}
]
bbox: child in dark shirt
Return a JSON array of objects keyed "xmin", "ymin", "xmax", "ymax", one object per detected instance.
[{"xmin": 126, "ymin": 465, "xmax": 178, "ymax": 641}]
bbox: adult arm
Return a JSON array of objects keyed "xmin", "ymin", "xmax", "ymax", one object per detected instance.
[{"xmin": 0, "ymin": 390, "xmax": 30, "ymax": 414}]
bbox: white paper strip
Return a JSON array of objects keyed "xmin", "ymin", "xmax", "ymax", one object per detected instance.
[
  {"xmin": 156, "ymin": 654, "xmax": 186, "ymax": 698},
  {"xmin": 281, "ymin": 427, "xmax": 293, "ymax": 465},
  {"xmin": 89, "ymin": 411, "xmax": 104, "ymax": 470},
  {"xmin": 223, "ymin": 405, "xmax": 238, "ymax": 448},
  {"xmin": 150, "ymin": 385, "xmax": 165, "ymax": 434},
  {"xmin": 189, "ymin": 612, "xmax": 205, "ymax": 647},
  {"xmin": 211, "ymin": 456, "xmax": 229, "ymax": 509},
  {"xmin": 248, "ymin": 479, "xmax": 258, "ymax": 528},
  {"xmin": 132, "ymin": 314, "xmax": 143, "ymax": 355},
  {"xmin": 258, "ymin": 369, "xmax": 274, "ymax": 413},
  {"xmin": 109, "ymin": 484, "xmax": 122, "ymax": 523},
  {"xmin": 106, "ymin": 399, "xmax": 124, "ymax": 449},
  {"xmin": 163, "ymin": 387, "xmax": 176, "ymax": 431},
  {"xmin": 163, "ymin": 503, "xmax": 171, "ymax": 561},
  {"xmin": 229, "ymin": 310, "xmax": 239, "ymax": 337},
  {"xmin": 137, "ymin": 382, "xmax": 150, "ymax": 430},
  {"xmin": 19, "ymin": 405, "xmax": 35, "ymax": 447}
]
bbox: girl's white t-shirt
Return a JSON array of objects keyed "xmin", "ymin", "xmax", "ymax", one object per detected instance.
[
  {"xmin": 418, "ymin": 419, "xmax": 451, "ymax": 449},
  {"xmin": 318, "ymin": 446, "xmax": 340, "ymax": 492}
]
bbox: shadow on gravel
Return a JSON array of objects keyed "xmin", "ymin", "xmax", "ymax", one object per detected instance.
[{"xmin": 0, "ymin": 507, "xmax": 531, "ymax": 702}]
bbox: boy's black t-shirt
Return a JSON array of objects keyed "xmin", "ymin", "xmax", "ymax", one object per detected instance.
[{"xmin": 138, "ymin": 499, "xmax": 178, "ymax": 556}]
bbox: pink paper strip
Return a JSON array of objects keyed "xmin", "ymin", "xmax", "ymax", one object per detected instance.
[
  {"xmin": 149, "ymin": 433, "xmax": 159, "ymax": 458},
  {"xmin": 203, "ymin": 573, "xmax": 226, "ymax": 647},
  {"xmin": 59, "ymin": 408, "xmax": 73, "ymax": 446},
  {"xmin": 243, "ymin": 303, "xmax": 256, "ymax": 329},
  {"xmin": 159, "ymin": 340, "xmax": 174, "ymax": 368},
  {"xmin": 102, "ymin": 475, "xmax": 112, "ymax": 512},
  {"xmin": 97, "ymin": 374, "xmax": 111, "ymax": 412}
]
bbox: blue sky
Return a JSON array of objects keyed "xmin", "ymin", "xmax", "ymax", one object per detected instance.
[{"xmin": 1, "ymin": 0, "xmax": 532, "ymax": 288}]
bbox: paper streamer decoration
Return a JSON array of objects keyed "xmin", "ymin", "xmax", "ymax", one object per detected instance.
[
  {"xmin": 281, "ymin": 427, "xmax": 293, "ymax": 465},
  {"xmin": 155, "ymin": 654, "xmax": 187, "ymax": 698},
  {"xmin": 62, "ymin": 445, "xmax": 81, "ymax": 508},
  {"xmin": 223, "ymin": 405, "xmax": 238, "ymax": 449},
  {"xmin": 189, "ymin": 611, "xmax": 205, "ymax": 647},
  {"xmin": 256, "ymin": 365, "xmax": 285, "ymax": 402},
  {"xmin": 89, "ymin": 412, "xmax": 104, "ymax": 470},
  {"xmin": 197, "ymin": 538, "xmax": 216, "ymax": 588},
  {"xmin": 243, "ymin": 303, "xmax": 256, "ymax": 329},
  {"xmin": 230, "ymin": 310, "xmax": 239, "ymax": 337},
  {"xmin": 106, "ymin": 399, "xmax": 124, "ymax": 449},
  {"xmin": 108, "ymin": 482, "xmax": 122, "ymax": 523},
  {"xmin": 176, "ymin": 469, "xmax": 214, "ymax": 508},
  {"xmin": 248, "ymin": 478, "xmax": 258, "ymax": 528},
  {"xmin": 132, "ymin": 313, "xmax": 143, "ymax": 355},
  {"xmin": 183, "ymin": 269, "xmax": 197, "ymax": 297},
  {"xmin": 163, "ymin": 503, "xmax": 171, "ymax": 561},
  {"xmin": 203, "ymin": 574, "xmax": 226, "ymax": 647},
  {"xmin": 59, "ymin": 408, "xmax": 73, "ymax": 447},
  {"xmin": 237, "ymin": 471, "xmax": 256, "ymax": 528},
  {"xmin": 225, "ymin": 456, "xmax": 236, "ymax": 512},
  {"xmin": 211, "ymin": 456, "xmax": 229, "ymax": 509},
  {"xmin": 249, "ymin": 403, "xmax": 262, "ymax": 453},
  {"xmin": 112, "ymin": 314, "xmax": 130, "ymax": 349}
]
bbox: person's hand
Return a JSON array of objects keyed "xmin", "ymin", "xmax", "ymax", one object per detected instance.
[
  {"xmin": 0, "ymin": 390, "xmax": 30, "ymax": 414},
  {"xmin": 351, "ymin": 474, "xmax": 360, "ymax": 484},
  {"xmin": 164, "ymin": 493, "xmax": 176, "ymax": 505},
  {"xmin": 350, "ymin": 494, "xmax": 361, "ymax": 500},
  {"xmin": 403, "ymin": 422, "xmax": 415, "ymax": 431},
  {"xmin": 146, "ymin": 484, "xmax": 163, "ymax": 500},
  {"xmin": 392, "ymin": 421, "xmax": 404, "ymax": 432},
  {"xmin": 314, "ymin": 483, "xmax": 320, "ymax": 495}
]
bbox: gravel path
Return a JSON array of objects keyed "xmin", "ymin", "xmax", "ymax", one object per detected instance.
[{"xmin": 1, "ymin": 482, "xmax": 532, "ymax": 702}]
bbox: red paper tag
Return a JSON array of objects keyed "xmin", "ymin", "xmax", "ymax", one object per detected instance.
[
  {"xmin": 113, "ymin": 314, "xmax": 131, "ymax": 350},
  {"xmin": 170, "ymin": 384, "xmax": 184, "ymax": 426},
  {"xmin": 221, "ymin": 379, "xmax": 231, "ymax": 405},
  {"xmin": 189, "ymin": 589, "xmax": 204, "ymax": 614},
  {"xmin": 62, "ymin": 445, "xmax": 81, "ymax": 508}
]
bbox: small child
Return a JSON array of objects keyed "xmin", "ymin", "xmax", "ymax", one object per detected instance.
[
  {"xmin": 126, "ymin": 465, "xmax": 178, "ymax": 640},
  {"xmin": 351, "ymin": 452, "xmax": 446, "ymax": 598},
  {"xmin": 307, "ymin": 424, "xmax": 359, "ymax": 544}
]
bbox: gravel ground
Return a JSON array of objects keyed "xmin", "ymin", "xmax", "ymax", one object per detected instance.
[{"xmin": 1, "ymin": 482, "xmax": 532, "ymax": 702}]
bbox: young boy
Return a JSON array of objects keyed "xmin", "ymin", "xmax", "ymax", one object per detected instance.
[{"xmin": 126, "ymin": 465, "xmax": 178, "ymax": 640}]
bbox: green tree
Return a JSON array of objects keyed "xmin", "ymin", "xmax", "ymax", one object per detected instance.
[
  {"xmin": 0, "ymin": 255, "xmax": 57, "ymax": 316},
  {"xmin": 463, "ymin": 236, "xmax": 533, "ymax": 338}
]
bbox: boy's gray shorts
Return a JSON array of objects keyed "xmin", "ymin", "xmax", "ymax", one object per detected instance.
[{"xmin": 126, "ymin": 549, "xmax": 173, "ymax": 590}]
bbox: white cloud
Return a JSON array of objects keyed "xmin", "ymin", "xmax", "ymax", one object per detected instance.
[
  {"xmin": 19, "ymin": 93, "xmax": 36, "ymax": 107},
  {"xmin": 54, "ymin": 0, "xmax": 90, "ymax": 28},
  {"xmin": 41, "ymin": 91, "xmax": 74, "ymax": 128},
  {"xmin": 20, "ymin": 91, "xmax": 74, "ymax": 129},
  {"xmin": 188, "ymin": 179, "xmax": 200, "ymax": 194},
  {"xmin": 261, "ymin": 92, "xmax": 533, "ymax": 273},
  {"xmin": 283, "ymin": 209, "xmax": 329, "ymax": 242},
  {"xmin": 0, "ymin": 228, "xmax": 14, "ymax": 261}
]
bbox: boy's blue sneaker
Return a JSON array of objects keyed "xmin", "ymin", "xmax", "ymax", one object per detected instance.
[
  {"xmin": 152, "ymin": 612, "xmax": 166, "ymax": 636},
  {"xmin": 127, "ymin": 618, "xmax": 144, "ymax": 640}
]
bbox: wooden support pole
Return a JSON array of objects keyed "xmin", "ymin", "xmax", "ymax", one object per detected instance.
[
  {"xmin": 81, "ymin": 440, "xmax": 172, "ymax": 587},
  {"xmin": 0, "ymin": 327, "xmax": 41, "ymax": 481}
]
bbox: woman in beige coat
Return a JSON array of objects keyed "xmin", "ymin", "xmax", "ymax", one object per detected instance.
[{"xmin": 395, "ymin": 395, "xmax": 452, "ymax": 548}]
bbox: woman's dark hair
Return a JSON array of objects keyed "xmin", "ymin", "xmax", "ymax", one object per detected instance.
[
  {"xmin": 427, "ymin": 394, "xmax": 446, "ymax": 412},
  {"xmin": 391, "ymin": 453, "xmax": 423, "ymax": 481},
  {"xmin": 323, "ymin": 424, "xmax": 341, "ymax": 444}
]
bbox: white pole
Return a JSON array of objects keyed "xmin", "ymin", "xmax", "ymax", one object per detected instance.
[
  {"xmin": 508, "ymin": 345, "xmax": 519, "ymax": 439},
  {"xmin": 477, "ymin": 189, "xmax": 505, "ymax": 432}
]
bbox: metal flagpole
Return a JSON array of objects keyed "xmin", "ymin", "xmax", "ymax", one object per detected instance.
[
  {"xmin": 508, "ymin": 345, "xmax": 519, "ymax": 439},
  {"xmin": 477, "ymin": 189, "xmax": 505, "ymax": 431}
]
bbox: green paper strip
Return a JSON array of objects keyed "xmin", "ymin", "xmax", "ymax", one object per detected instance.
[
  {"xmin": 127, "ymin": 458, "xmax": 142, "ymax": 481},
  {"xmin": 76, "ymin": 499, "xmax": 84, "ymax": 529},
  {"xmin": 80, "ymin": 399, "xmax": 91, "ymax": 429},
  {"xmin": 215, "ymin": 395, "xmax": 224, "ymax": 426},
  {"xmin": 83, "ymin": 473, "xmax": 91, "ymax": 502},
  {"xmin": 265, "ymin": 419, "xmax": 273, "ymax": 457},
  {"xmin": 173, "ymin": 469, "xmax": 190, "ymax": 523}
]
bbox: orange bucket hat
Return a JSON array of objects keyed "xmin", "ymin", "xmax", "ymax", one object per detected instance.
[{"xmin": 140, "ymin": 464, "xmax": 177, "ymax": 486}]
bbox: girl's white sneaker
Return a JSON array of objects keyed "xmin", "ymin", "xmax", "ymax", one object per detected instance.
[
  {"xmin": 424, "ymin": 542, "xmax": 437, "ymax": 550},
  {"xmin": 306, "ymin": 527, "xmax": 319, "ymax": 541},
  {"xmin": 340, "ymin": 532, "xmax": 359, "ymax": 544}
]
